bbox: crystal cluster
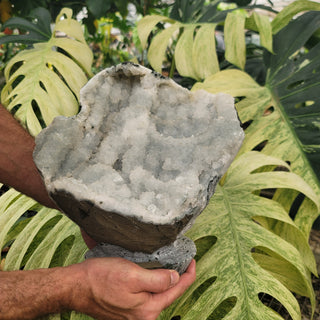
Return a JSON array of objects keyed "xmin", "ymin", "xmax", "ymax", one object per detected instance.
[{"xmin": 34, "ymin": 63, "xmax": 244, "ymax": 273}]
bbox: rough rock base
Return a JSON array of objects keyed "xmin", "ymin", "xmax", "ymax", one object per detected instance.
[{"xmin": 85, "ymin": 236, "xmax": 196, "ymax": 275}]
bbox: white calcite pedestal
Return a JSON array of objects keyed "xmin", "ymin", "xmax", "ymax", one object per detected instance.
[{"xmin": 34, "ymin": 63, "xmax": 244, "ymax": 274}]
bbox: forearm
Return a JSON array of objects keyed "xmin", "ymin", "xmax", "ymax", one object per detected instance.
[
  {"xmin": 0, "ymin": 265, "xmax": 83, "ymax": 320},
  {"xmin": 0, "ymin": 105, "xmax": 56, "ymax": 208},
  {"xmin": 0, "ymin": 256, "xmax": 196, "ymax": 320}
]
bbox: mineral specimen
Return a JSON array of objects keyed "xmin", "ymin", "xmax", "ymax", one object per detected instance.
[{"xmin": 33, "ymin": 62, "xmax": 244, "ymax": 273}]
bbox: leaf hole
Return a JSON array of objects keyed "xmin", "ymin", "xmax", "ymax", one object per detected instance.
[
  {"xmin": 289, "ymin": 192, "xmax": 305, "ymax": 220},
  {"xmin": 294, "ymin": 100, "xmax": 315, "ymax": 109},
  {"xmin": 170, "ymin": 276, "xmax": 217, "ymax": 320},
  {"xmin": 259, "ymin": 188, "xmax": 276, "ymax": 199},
  {"xmin": 46, "ymin": 62, "xmax": 79, "ymax": 102},
  {"xmin": 194, "ymin": 236, "xmax": 217, "ymax": 261},
  {"xmin": 0, "ymin": 184, "xmax": 9, "ymax": 196},
  {"xmin": 39, "ymin": 81, "xmax": 47, "ymax": 92},
  {"xmin": 8, "ymin": 61, "xmax": 24, "ymax": 79},
  {"xmin": 20, "ymin": 215, "xmax": 63, "ymax": 269},
  {"xmin": 193, "ymin": 277, "xmax": 217, "ymax": 300},
  {"xmin": 208, "ymin": 296, "xmax": 237, "ymax": 319},
  {"xmin": 31, "ymin": 99, "xmax": 46, "ymax": 129},
  {"xmin": 252, "ymin": 140, "xmax": 268, "ymax": 151},
  {"xmin": 49, "ymin": 235, "xmax": 75, "ymax": 268},
  {"xmin": 287, "ymin": 80, "xmax": 304, "ymax": 90},
  {"xmin": 10, "ymin": 103, "xmax": 22, "ymax": 116},
  {"xmin": 259, "ymin": 292, "xmax": 293, "ymax": 320},
  {"xmin": 240, "ymin": 119, "xmax": 253, "ymax": 130},
  {"xmin": 234, "ymin": 96, "xmax": 246, "ymax": 103},
  {"xmin": 263, "ymin": 106, "xmax": 274, "ymax": 116}
]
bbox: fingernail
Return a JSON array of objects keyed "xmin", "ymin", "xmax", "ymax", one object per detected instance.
[{"xmin": 170, "ymin": 270, "xmax": 180, "ymax": 287}]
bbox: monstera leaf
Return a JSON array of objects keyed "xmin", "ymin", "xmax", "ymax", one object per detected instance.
[
  {"xmin": 137, "ymin": 9, "xmax": 273, "ymax": 80},
  {"xmin": 138, "ymin": 0, "xmax": 320, "ymax": 79},
  {"xmin": 160, "ymin": 7, "xmax": 320, "ymax": 320},
  {"xmin": 1, "ymin": 4, "xmax": 319, "ymax": 320},
  {"xmin": 194, "ymin": 10, "xmax": 320, "ymax": 236},
  {"xmin": 160, "ymin": 152, "xmax": 319, "ymax": 320},
  {"xmin": 0, "ymin": 8, "xmax": 94, "ymax": 320},
  {"xmin": 0, "ymin": 8, "xmax": 93, "ymax": 137}
]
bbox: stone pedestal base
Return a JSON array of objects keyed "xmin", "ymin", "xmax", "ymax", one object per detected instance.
[{"xmin": 85, "ymin": 236, "xmax": 196, "ymax": 275}]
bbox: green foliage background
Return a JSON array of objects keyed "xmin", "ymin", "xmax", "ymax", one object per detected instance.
[{"xmin": 0, "ymin": 1, "xmax": 320, "ymax": 320}]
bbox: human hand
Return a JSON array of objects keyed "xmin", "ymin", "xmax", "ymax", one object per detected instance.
[{"xmin": 68, "ymin": 257, "xmax": 196, "ymax": 320}]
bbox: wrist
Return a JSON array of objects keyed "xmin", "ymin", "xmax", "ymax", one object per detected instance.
[{"xmin": 60, "ymin": 262, "xmax": 92, "ymax": 315}]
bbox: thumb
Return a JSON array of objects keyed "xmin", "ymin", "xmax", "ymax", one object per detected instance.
[{"xmin": 135, "ymin": 268, "xmax": 180, "ymax": 293}]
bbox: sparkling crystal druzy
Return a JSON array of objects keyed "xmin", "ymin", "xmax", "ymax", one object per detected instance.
[{"xmin": 34, "ymin": 63, "xmax": 244, "ymax": 269}]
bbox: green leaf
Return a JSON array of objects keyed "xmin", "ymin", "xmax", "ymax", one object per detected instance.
[
  {"xmin": 70, "ymin": 312, "xmax": 94, "ymax": 320},
  {"xmin": 169, "ymin": 0, "xmax": 206, "ymax": 23},
  {"xmin": 86, "ymin": 0, "xmax": 112, "ymax": 19},
  {"xmin": 271, "ymin": 0, "xmax": 320, "ymax": 34},
  {"xmin": 193, "ymin": 12, "xmax": 320, "ymax": 233},
  {"xmin": 137, "ymin": 14, "xmax": 175, "ymax": 49},
  {"xmin": 247, "ymin": 12, "xmax": 273, "ymax": 53},
  {"xmin": 138, "ymin": 16, "xmax": 220, "ymax": 78},
  {"xmin": 54, "ymin": 8, "xmax": 88, "ymax": 45},
  {"xmin": 147, "ymin": 23, "xmax": 181, "ymax": 73},
  {"xmin": 160, "ymin": 152, "xmax": 317, "ymax": 320},
  {"xmin": 0, "ymin": 8, "xmax": 93, "ymax": 136},
  {"xmin": 0, "ymin": 190, "xmax": 37, "ymax": 257},
  {"xmin": 175, "ymin": 25, "xmax": 198, "ymax": 79},
  {"xmin": 253, "ymin": 252, "xmax": 310, "ymax": 297},
  {"xmin": 224, "ymin": 11, "xmax": 247, "ymax": 70},
  {"xmin": 0, "ymin": 8, "xmax": 93, "ymax": 320},
  {"xmin": 192, "ymin": 24, "xmax": 219, "ymax": 80},
  {"xmin": 0, "ymin": 7, "xmax": 52, "ymax": 45}
]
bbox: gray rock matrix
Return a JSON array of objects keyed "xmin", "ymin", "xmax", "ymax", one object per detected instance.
[{"xmin": 34, "ymin": 62, "xmax": 244, "ymax": 273}]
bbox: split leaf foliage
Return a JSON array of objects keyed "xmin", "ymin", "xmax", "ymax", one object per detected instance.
[
  {"xmin": 0, "ymin": 9, "xmax": 94, "ymax": 320},
  {"xmin": 1, "ymin": 3, "xmax": 320, "ymax": 320},
  {"xmin": 137, "ymin": 7, "xmax": 274, "ymax": 78},
  {"xmin": 159, "ymin": 152, "xmax": 319, "ymax": 320},
  {"xmin": 160, "ymin": 7, "xmax": 320, "ymax": 320},
  {"xmin": 0, "ymin": 8, "xmax": 93, "ymax": 136},
  {"xmin": 194, "ymin": 10, "xmax": 320, "ymax": 236}
]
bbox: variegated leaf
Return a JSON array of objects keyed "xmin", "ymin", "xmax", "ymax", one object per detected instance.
[
  {"xmin": 175, "ymin": 25, "xmax": 198, "ymax": 79},
  {"xmin": 147, "ymin": 23, "xmax": 181, "ymax": 73},
  {"xmin": 192, "ymin": 23, "xmax": 219, "ymax": 80},
  {"xmin": 224, "ymin": 11, "xmax": 247, "ymax": 70},
  {"xmin": 0, "ymin": 8, "xmax": 93, "ymax": 136},
  {"xmin": 271, "ymin": 0, "xmax": 320, "ymax": 34},
  {"xmin": 160, "ymin": 152, "xmax": 318, "ymax": 320}
]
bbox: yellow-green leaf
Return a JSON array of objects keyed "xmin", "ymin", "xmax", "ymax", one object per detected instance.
[
  {"xmin": 55, "ymin": 8, "xmax": 86, "ymax": 44},
  {"xmin": 224, "ymin": 12, "xmax": 246, "ymax": 70},
  {"xmin": 192, "ymin": 24, "xmax": 219, "ymax": 80},
  {"xmin": 137, "ymin": 14, "xmax": 175, "ymax": 49},
  {"xmin": 160, "ymin": 152, "xmax": 317, "ymax": 320},
  {"xmin": 251, "ymin": 12, "xmax": 273, "ymax": 53},
  {"xmin": 175, "ymin": 25, "xmax": 198, "ymax": 79},
  {"xmin": 0, "ymin": 8, "xmax": 93, "ymax": 136},
  {"xmin": 193, "ymin": 63, "xmax": 320, "ymax": 238},
  {"xmin": 272, "ymin": 0, "xmax": 320, "ymax": 34},
  {"xmin": 147, "ymin": 24, "xmax": 181, "ymax": 73}
]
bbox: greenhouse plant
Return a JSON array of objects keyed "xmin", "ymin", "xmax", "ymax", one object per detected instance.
[{"xmin": 0, "ymin": 0, "xmax": 320, "ymax": 319}]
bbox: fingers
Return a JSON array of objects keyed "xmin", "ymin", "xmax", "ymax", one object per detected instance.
[
  {"xmin": 132, "ymin": 259, "xmax": 196, "ymax": 297},
  {"xmin": 133, "ymin": 266, "xmax": 180, "ymax": 293},
  {"xmin": 150, "ymin": 259, "xmax": 196, "ymax": 309},
  {"xmin": 77, "ymin": 257, "xmax": 196, "ymax": 320}
]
